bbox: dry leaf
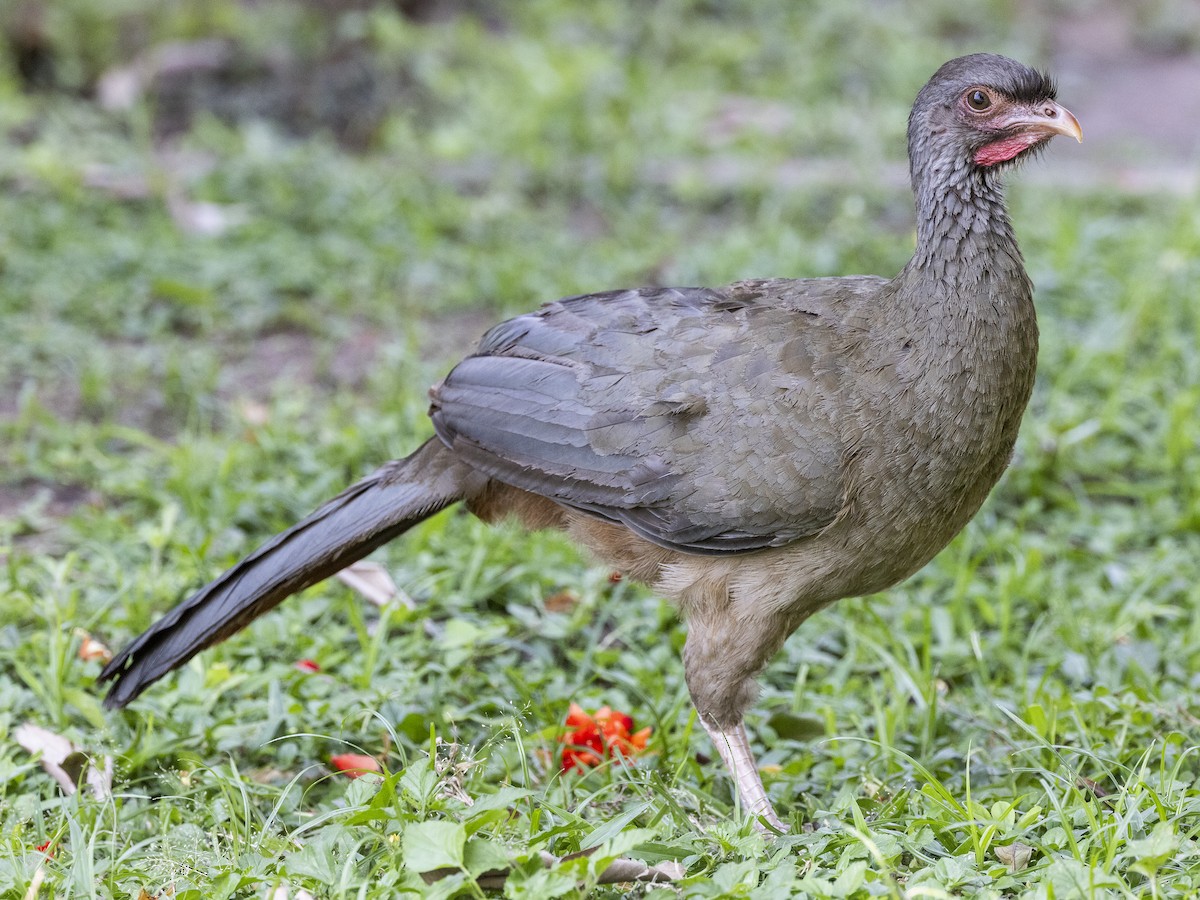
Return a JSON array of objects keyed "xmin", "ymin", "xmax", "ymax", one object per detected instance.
[
  {"xmin": 544, "ymin": 590, "xmax": 578, "ymax": 613},
  {"xmin": 95, "ymin": 66, "xmax": 143, "ymax": 112},
  {"xmin": 995, "ymin": 842, "xmax": 1034, "ymax": 872},
  {"xmin": 82, "ymin": 166, "xmax": 153, "ymax": 201},
  {"xmin": 237, "ymin": 398, "xmax": 271, "ymax": 428},
  {"xmin": 97, "ymin": 40, "xmax": 233, "ymax": 111},
  {"xmin": 1077, "ymin": 776, "xmax": 1111, "ymax": 798},
  {"xmin": 337, "ymin": 560, "xmax": 411, "ymax": 608},
  {"xmin": 22, "ymin": 865, "xmax": 46, "ymax": 900},
  {"xmin": 165, "ymin": 192, "xmax": 246, "ymax": 237},
  {"xmin": 14, "ymin": 722, "xmax": 113, "ymax": 800},
  {"xmin": 264, "ymin": 884, "xmax": 314, "ymax": 900},
  {"xmin": 75, "ymin": 628, "xmax": 113, "ymax": 663},
  {"xmin": 249, "ymin": 767, "xmax": 292, "ymax": 785}
]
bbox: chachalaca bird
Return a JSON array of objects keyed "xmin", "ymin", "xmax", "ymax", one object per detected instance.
[{"xmin": 100, "ymin": 54, "xmax": 1081, "ymax": 831}]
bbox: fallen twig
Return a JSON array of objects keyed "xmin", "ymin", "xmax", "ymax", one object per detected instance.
[{"xmin": 420, "ymin": 846, "xmax": 684, "ymax": 888}]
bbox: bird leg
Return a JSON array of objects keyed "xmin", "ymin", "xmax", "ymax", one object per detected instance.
[
  {"xmin": 679, "ymin": 586, "xmax": 795, "ymax": 832},
  {"xmin": 701, "ymin": 718, "xmax": 785, "ymax": 832}
]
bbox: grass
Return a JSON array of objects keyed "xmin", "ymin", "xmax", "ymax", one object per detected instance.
[{"xmin": 2, "ymin": 0, "xmax": 1200, "ymax": 896}]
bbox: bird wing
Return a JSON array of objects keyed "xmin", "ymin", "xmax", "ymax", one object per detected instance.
[{"xmin": 430, "ymin": 280, "xmax": 880, "ymax": 555}]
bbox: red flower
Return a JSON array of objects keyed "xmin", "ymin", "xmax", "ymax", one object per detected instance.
[
  {"xmin": 559, "ymin": 703, "xmax": 651, "ymax": 772},
  {"xmin": 329, "ymin": 753, "xmax": 381, "ymax": 778},
  {"xmin": 35, "ymin": 839, "xmax": 54, "ymax": 856},
  {"xmin": 294, "ymin": 658, "xmax": 321, "ymax": 673}
]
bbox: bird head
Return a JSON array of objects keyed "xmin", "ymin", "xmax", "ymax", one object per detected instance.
[{"xmin": 908, "ymin": 53, "xmax": 1082, "ymax": 189}]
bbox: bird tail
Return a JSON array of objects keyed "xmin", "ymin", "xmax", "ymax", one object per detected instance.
[{"xmin": 99, "ymin": 438, "xmax": 480, "ymax": 709}]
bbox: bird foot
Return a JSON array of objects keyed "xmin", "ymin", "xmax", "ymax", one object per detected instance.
[{"xmin": 701, "ymin": 719, "xmax": 787, "ymax": 833}]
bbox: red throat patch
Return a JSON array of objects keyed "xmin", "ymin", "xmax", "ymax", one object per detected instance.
[{"xmin": 974, "ymin": 132, "xmax": 1045, "ymax": 167}]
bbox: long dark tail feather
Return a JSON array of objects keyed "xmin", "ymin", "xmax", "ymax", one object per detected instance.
[{"xmin": 99, "ymin": 439, "xmax": 481, "ymax": 709}]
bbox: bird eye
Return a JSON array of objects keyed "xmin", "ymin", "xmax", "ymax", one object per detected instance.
[{"xmin": 966, "ymin": 89, "xmax": 992, "ymax": 111}]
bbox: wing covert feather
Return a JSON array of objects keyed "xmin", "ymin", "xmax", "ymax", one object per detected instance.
[{"xmin": 431, "ymin": 281, "xmax": 877, "ymax": 554}]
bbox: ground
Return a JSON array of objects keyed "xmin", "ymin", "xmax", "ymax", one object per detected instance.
[{"xmin": 1, "ymin": 1, "xmax": 1199, "ymax": 897}]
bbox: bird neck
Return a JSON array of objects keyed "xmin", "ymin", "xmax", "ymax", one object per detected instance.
[{"xmin": 905, "ymin": 163, "xmax": 1026, "ymax": 288}]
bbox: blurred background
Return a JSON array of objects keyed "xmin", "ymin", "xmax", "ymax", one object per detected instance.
[
  {"xmin": 3, "ymin": 0, "xmax": 1198, "ymax": 168},
  {"xmin": 0, "ymin": 0, "xmax": 1196, "ymax": 456}
]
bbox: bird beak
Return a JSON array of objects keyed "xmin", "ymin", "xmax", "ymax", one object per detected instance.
[{"xmin": 1005, "ymin": 100, "xmax": 1083, "ymax": 142}]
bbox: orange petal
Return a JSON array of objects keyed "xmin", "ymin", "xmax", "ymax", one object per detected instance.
[
  {"xmin": 561, "ymin": 746, "xmax": 602, "ymax": 772},
  {"xmin": 565, "ymin": 703, "xmax": 594, "ymax": 729},
  {"xmin": 560, "ymin": 722, "xmax": 601, "ymax": 746},
  {"xmin": 601, "ymin": 708, "xmax": 635, "ymax": 733},
  {"xmin": 329, "ymin": 753, "xmax": 381, "ymax": 778}
]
